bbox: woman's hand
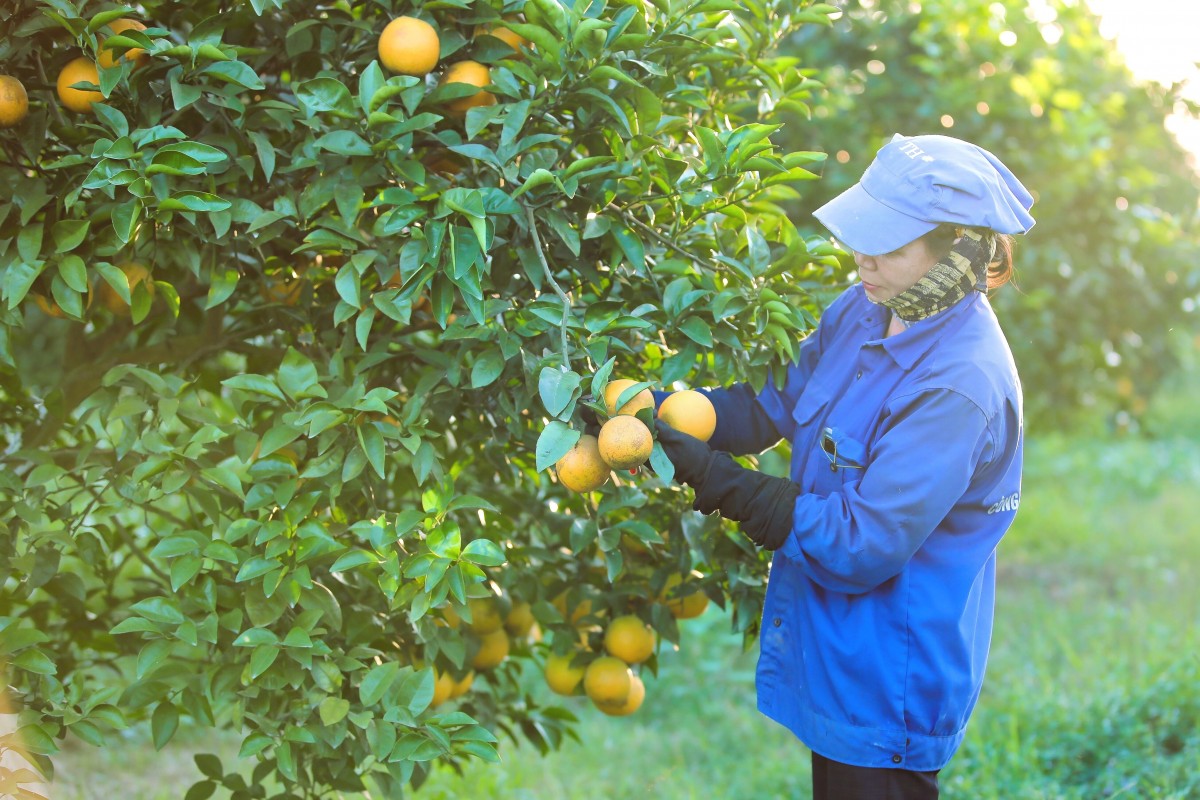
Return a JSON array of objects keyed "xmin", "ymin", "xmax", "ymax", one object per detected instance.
[{"xmin": 656, "ymin": 422, "xmax": 800, "ymax": 551}]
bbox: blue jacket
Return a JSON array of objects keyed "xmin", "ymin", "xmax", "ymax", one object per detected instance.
[{"xmin": 674, "ymin": 285, "xmax": 1023, "ymax": 771}]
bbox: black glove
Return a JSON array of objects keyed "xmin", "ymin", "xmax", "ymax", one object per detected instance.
[{"xmin": 656, "ymin": 423, "xmax": 800, "ymax": 551}]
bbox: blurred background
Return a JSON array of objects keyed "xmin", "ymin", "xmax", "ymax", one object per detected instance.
[{"xmin": 44, "ymin": 0, "xmax": 1200, "ymax": 797}]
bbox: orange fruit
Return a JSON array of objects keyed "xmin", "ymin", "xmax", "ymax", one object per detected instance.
[
  {"xmin": 554, "ymin": 434, "xmax": 610, "ymax": 492},
  {"xmin": 260, "ymin": 274, "xmax": 304, "ymax": 305},
  {"xmin": 57, "ymin": 58, "xmax": 102, "ymax": 113},
  {"xmin": 604, "ymin": 615, "xmax": 656, "ymax": 665},
  {"xmin": 0, "ymin": 75, "xmax": 29, "ymax": 128},
  {"xmin": 603, "ymin": 379, "xmax": 654, "ymax": 417},
  {"xmin": 597, "ymin": 416, "xmax": 653, "ymax": 470},
  {"xmin": 431, "ymin": 669, "xmax": 455, "ymax": 707},
  {"xmin": 662, "ymin": 572, "xmax": 709, "ymax": 619},
  {"xmin": 474, "ymin": 22, "xmax": 528, "ymax": 55},
  {"xmin": 596, "ymin": 672, "xmax": 645, "ymax": 716},
  {"xmin": 378, "ymin": 16, "xmax": 440, "ymax": 76},
  {"xmin": 98, "ymin": 19, "xmax": 149, "ymax": 69},
  {"xmin": 99, "ymin": 263, "xmax": 154, "ymax": 314},
  {"xmin": 466, "ymin": 597, "xmax": 504, "ymax": 634},
  {"xmin": 470, "ymin": 628, "xmax": 510, "ymax": 670},
  {"xmin": 504, "ymin": 601, "xmax": 535, "ymax": 637},
  {"xmin": 657, "ymin": 389, "xmax": 717, "ymax": 441},
  {"xmin": 552, "ymin": 591, "xmax": 600, "ymax": 626},
  {"xmin": 441, "ymin": 60, "xmax": 495, "ymax": 114},
  {"xmin": 583, "ymin": 656, "xmax": 632, "ymax": 706},
  {"xmin": 544, "ymin": 652, "xmax": 586, "ymax": 696},
  {"xmin": 449, "ymin": 670, "xmax": 475, "ymax": 698}
]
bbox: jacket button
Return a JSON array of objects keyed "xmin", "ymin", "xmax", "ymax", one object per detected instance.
[
  {"xmin": 773, "ymin": 618, "xmax": 782, "ymax": 627},
  {"xmin": 856, "ymin": 370, "xmax": 863, "ymax": 379},
  {"xmin": 892, "ymin": 755, "xmax": 902, "ymax": 764}
]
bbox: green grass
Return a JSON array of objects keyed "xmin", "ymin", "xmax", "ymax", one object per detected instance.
[{"xmin": 46, "ymin": 372, "xmax": 1200, "ymax": 799}]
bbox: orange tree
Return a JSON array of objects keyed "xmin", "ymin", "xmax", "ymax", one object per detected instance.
[{"xmin": 0, "ymin": 0, "xmax": 842, "ymax": 796}]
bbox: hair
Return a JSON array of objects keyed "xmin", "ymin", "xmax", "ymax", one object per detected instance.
[{"xmin": 921, "ymin": 224, "xmax": 1015, "ymax": 290}]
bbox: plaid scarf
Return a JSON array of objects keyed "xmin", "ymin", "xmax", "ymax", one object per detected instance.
[{"xmin": 881, "ymin": 228, "xmax": 996, "ymax": 322}]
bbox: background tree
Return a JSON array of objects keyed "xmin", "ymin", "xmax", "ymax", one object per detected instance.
[
  {"xmin": 779, "ymin": 0, "xmax": 1200, "ymax": 429},
  {"xmin": 0, "ymin": 0, "xmax": 840, "ymax": 796}
]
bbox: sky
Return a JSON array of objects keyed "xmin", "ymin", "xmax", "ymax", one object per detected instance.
[{"xmin": 1086, "ymin": 0, "xmax": 1200, "ymax": 161}]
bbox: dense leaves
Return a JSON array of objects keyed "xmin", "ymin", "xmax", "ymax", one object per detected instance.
[{"xmin": 0, "ymin": 0, "xmax": 837, "ymax": 796}]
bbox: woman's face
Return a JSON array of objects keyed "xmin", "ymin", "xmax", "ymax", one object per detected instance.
[{"xmin": 852, "ymin": 236, "xmax": 941, "ymax": 302}]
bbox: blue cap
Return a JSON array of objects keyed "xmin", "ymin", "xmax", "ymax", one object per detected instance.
[{"xmin": 813, "ymin": 134, "xmax": 1035, "ymax": 256}]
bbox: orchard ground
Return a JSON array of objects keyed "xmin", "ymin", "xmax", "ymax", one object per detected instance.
[{"xmin": 47, "ymin": 364, "xmax": 1200, "ymax": 800}]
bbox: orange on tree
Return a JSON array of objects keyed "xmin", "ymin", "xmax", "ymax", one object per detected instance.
[
  {"xmin": 474, "ymin": 22, "xmax": 528, "ymax": 56},
  {"xmin": 657, "ymin": 389, "xmax": 717, "ymax": 441},
  {"xmin": 431, "ymin": 669, "xmax": 456, "ymax": 707},
  {"xmin": 597, "ymin": 416, "xmax": 653, "ymax": 470},
  {"xmin": 583, "ymin": 656, "xmax": 632, "ymax": 707},
  {"xmin": 596, "ymin": 673, "xmax": 645, "ymax": 717},
  {"xmin": 260, "ymin": 274, "xmax": 304, "ymax": 305},
  {"xmin": 98, "ymin": 19, "xmax": 149, "ymax": 69},
  {"xmin": 544, "ymin": 652, "xmax": 586, "ymax": 696},
  {"xmin": 378, "ymin": 16, "xmax": 440, "ymax": 76},
  {"xmin": 470, "ymin": 628, "xmax": 510, "ymax": 670},
  {"xmin": 662, "ymin": 572, "xmax": 710, "ymax": 619},
  {"xmin": 465, "ymin": 597, "xmax": 504, "ymax": 634},
  {"xmin": 603, "ymin": 379, "xmax": 654, "ymax": 416},
  {"xmin": 552, "ymin": 590, "xmax": 598, "ymax": 625},
  {"xmin": 56, "ymin": 57, "xmax": 102, "ymax": 114},
  {"xmin": 504, "ymin": 601, "xmax": 535, "ymax": 637},
  {"xmin": 603, "ymin": 615, "xmax": 656, "ymax": 665},
  {"xmin": 449, "ymin": 670, "xmax": 475, "ymax": 698},
  {"xmin": 0, "ymin": 75, "xmax": 29, "ymax": 128},
  {"xmin": 441, "ymin": 61, "xmax": 495, "ymax": 114},
  {"xmin": 554, "ymin": 434, "xmax": 610, "ymax": 492},
  {"xmin": 99, "ymin": 263, "xmax": 154, "ymax": 314}
]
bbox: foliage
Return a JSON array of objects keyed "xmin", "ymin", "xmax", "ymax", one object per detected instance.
[
  {"xmin": 0, "ymin": 0, "xmax": 841, "ymax": 796},
  {"xmin": 778, "ymin": 0, "xmax": 1200, "ymax": 429}
]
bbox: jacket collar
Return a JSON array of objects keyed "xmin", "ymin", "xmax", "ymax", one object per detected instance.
[{"xmin": 857, "ymin": 285, "xmax": 985, "ymax": 370}]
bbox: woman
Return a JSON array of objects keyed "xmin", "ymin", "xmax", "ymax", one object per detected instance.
[{"xmin": 655, "ymin": 134, "xmax": 1035, "ymax": 800}]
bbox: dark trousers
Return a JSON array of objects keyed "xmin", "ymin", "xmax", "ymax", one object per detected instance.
[{"xmin": 811, "ymin": 751, "xmax": 940, "ymax": 800}]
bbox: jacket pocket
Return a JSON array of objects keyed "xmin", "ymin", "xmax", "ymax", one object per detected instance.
[{"xmin": 812, "ymin": 426, "xmax": 869, "ymax": 495}]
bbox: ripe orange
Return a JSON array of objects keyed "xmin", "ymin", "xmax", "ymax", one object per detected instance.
[
  {"xmin": 544, "ymin": 652, "xmax": 586, "ymax": 696},
  {"xmin": 603, "ymin": 379, "xmax": 654, "ymax": 417},
  {"xmin": 0, "ymin": 75, "xmax": 29, "ymax": 128},
  {"xmin": 470, "ymin": 628, "xmax": 510, "ymax": 670},
  {"xmin": 441, "ymin": 61, "xmax": 495, "ymax": 114},
  {"xmin": 99, "ymin": 263, "xmax": 154, "ymax": 314},
  {"xmin": 555, "ymin": 434, "xmax": 610, "ymax": 492},
  {"xmin": 597, "ymin": 416, "xmax": 653, "ymax": 470},
  {"xmin": 98, "ymin": 19, "xmax": 149, "ymax": 69},
  {"xmin": 57, "ymin": 58, "xmax": 103, "ymax": 114},
  {"xmin": 450, "ymin": 670, "xmax": 475, "ymax": 698},
  {"xmin": 378, "ymin": 16, "xmax": 440, "ymax": 76},
  {"xmin": 474, "ymin": 22, "xmax": 528, "ymax": 55},
  {"xmin": 604, "ymin": 615, "xmax": 656, "ymax": 665},
  {"xmin": 466, "ymin": 597, "xmax": 504, "ymax": 634},
  {"xmin": 552, "ymin": 591, "xmax": 599, "ymax": 625},
  {"xmin": 504, "ymin": 601, "xmax": 535, "ymax": 637},
  {"xmin": 583, "ymin": 656, "xmax": 632, "ymax": 707},
  {"xmin": 662, "ymin": 572, "xmax": 710, "ymax": 619},
  {"xmin": 657, "ymin": 389, "xmax": 717, "ymax": 441},
  {"xmin": 431, "ymin": 669, "xmax": 455, "ymax": 707},
  {"xmin": 596, "ymin": 672, "xmax": 645, "ymax": 716},
  {"xmin": 260, "ymin": 274, "xmax": 304, "ymax": 305}
]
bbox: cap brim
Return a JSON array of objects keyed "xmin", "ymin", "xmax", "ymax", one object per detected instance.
[{"xmin": 813, "ymin": 182, "xmax": 938, "ymax": 256}]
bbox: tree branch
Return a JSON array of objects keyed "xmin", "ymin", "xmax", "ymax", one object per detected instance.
[{"xmin": 525, "ymin": 208, "xmax": 573, "ymax": 368}]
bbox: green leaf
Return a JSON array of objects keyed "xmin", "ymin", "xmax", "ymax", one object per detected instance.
[
  {"xmin": 461, "ymin": 539, "xmax": 506, "ymax": 567},
  {"xmin": 13, "ymin": 649, "xmax": 56, "ymax": 675},
  {"xmin": 233, "ymin": 628, "xmax": 280, "ymax": 647},
  {"xmin": 535, "ymin": 420, "xmax": 581, "ymax": 472},
  {"xmin": 650, "ymin": 441, "xmax": 675, "ymax": 484},
  {"xmin": 470, "ymin": 349, "xmax": 506, "ymax": 388},
  {"xmin": 222, "ymin": 374, "xmax": 286, "ymax": 401},
  {"xmin": 152, "ymin": 702, "xmax": 180, "ymax": 750},
  {"xmin": 52, "ymin": 220, "xmax": 89, "ymax": 253},
  {"xmin": 678, "ymin": 317, "xmax": 714, "ymax": 347},
  {"xmin": 57, "ymin": 255, "xmax": 88, "ymax": 293},
  {"xmin": 205, "ymin": 265, "xmax": 239, "ymax": 309},
  {"xmin": 278, "ymin": 347, "xmax": 319, "ymax": 400},
  {"xmin": 204, "ymin": 61, "xmax": 265, "ymax": 90},
  {"xmin": 112, "ymin": 199, "xmax": 141, "ymax": 243},
  {"xmin": 315, "ymin": 130, "xmax": 373, "ymax": 156},
  {"xmin": 296, "ymin": 77, "xmax": 354, "ymax": 115},
  {"xmin": 159, "ymin": 191, "xmax": 232, "ymax": 213},
  {"xmin": 396, "ymin": 667, "xmax": 435, "ymax": 715},
  {"xmin": 359, "ymin": 422, "xmax": 386, "ymax": 479},
  {"xmin": 538, "ymin": 366, "xmax": 582, "ymax": 418},
  {"xmin": 335, "ymin": 262, "xmax": 362, "ymax": 308},
  {"xmin": 249, "ymin": 644, "xmax": 279, "ymax": 678},
  {"xmin": 320, "ymin": 696, "xmax": 351, "ymax": 726},
  {"xmin": 359, "ymin": 661, "xmax": 399, "ymax": 706},
  {"xmin": 330, "ymin": 549, "xmax": 378, "ymax": 573}
]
